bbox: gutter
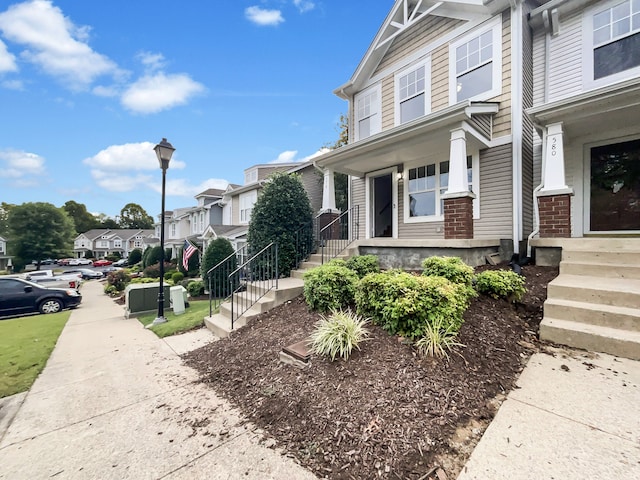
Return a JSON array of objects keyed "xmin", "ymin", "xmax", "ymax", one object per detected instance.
[{"xmin": 511, "ymin": 1, "xmax": 524, "ymax": 254}]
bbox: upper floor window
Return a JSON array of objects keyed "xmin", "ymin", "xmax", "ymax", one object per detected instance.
[
  {"xmin": 114, "ymin": 240, "xmax": 122, "ymax": 248},
  {"xmin": 395, "ymin": 60, "xmax": 430, "ymax": 125},
  {"xmin": 134, "ymin": 240, "xmax": 142, "ymax": 248},
  {"xmin": 171, "ymin": 224, "xmax": 176, "ymax": 237},
  {"xmin": 244, "ymin": 169, "xmax": 258, "ymax": 185},
  {"xmin": 99, "ymin": 240, "xmax": 108, "ymax": 248},
  {"xmin": 450, "ymin": 17, "xmax": 502, "ymax": 103},
  {"xmin": 592, "ymin": 0, "xmax": 640, "ymax": 80},
  {"xmin": 355, "ymin": 84, "xmax": 381, "ymax": 140},
  {"xmin": 239, "ymin": 190, "xmax": 257, "ymax": 224},
  {"xmin": 199, "ymin": 212, "xmax": 205, "ymax": 232}
]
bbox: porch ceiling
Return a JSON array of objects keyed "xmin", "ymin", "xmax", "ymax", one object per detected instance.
[
  {"xmin": 315, "ymin": 102, "xmax": 497, "ymax": 177},
  {"xmin": 527, "ymin": 77, "xmax": 640, "ymax": 140}
]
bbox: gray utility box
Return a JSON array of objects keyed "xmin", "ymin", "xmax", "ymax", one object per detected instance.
[{"xmin": 125, "ymin": 283, "xmax": 171, "ymax": 317}]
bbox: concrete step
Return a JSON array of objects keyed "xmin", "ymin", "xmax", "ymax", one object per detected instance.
[
  {"xmin": 299, "ymin": 260, "xmax": 322, "ymax": 270},
  {"xmin": 560, "ymin": 260, "xmax": 640, "ymax": 279},
  {"xmin": 544, "ymin": 298, "xmax": 640, "ymax": 332},
  {"xmin": 540, "ymin": 317, "xmax": 640, "ymax": 360},
  {"xmin": 560, "ymin": 238, "xmax": 640, "ymax": 251},
  {"xmin": 562, "ymin": 249, "xmax": 640, "ymax": 266},
  {"xmin": 547, "ymin": 274, "xmax": 640, "ymax": 309},
  {"xmin": 219, "ymin": 294, "xmax": 275, "ymax": 317},
  {"xmin": 204, "ymin": 313, "xmax": 249, "ymax": 338}
]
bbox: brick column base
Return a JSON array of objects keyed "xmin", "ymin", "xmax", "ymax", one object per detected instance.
[
  {"xmin": 317, "ymin": 211, "xmax": 340, "ymax": 240},
  {"xmin": 444, "ymin": 196, "xmax": 474, "ymax": 239},
  {"xmin": 538, "ymin": 194, "xmax": 571, "ymax": 238}
]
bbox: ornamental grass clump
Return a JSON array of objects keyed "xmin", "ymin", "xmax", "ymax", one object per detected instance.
[
  {"xmin": 303, "ymin": 264, "xmax": 359, "ymax": 312},
  {"xmin": 422, "ymin": 256, "xmax": 474, "ymax": 286},
  {"xmin": 415, "ymin": 317, "xmax": 465, "ymax": 359},
  {"xmin": 475, "ymin": 269, "xmax": 526, "ymax": 302},
  {"xmin": 310, "ymin": 309, "xmax": 369, "ymax": 361}
]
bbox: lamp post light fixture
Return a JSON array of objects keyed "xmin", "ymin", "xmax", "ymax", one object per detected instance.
[{"xmin": 151, "ymin": 138, "xmax": 175, "ymax": 326}]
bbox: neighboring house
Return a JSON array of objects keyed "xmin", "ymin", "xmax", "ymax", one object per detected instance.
[
  {"xmin": 314, "ymin": 0, "xmax": 540, "ymax": 267},
  {"xmin": 73, "ymin": 229, "xmax": 155, "ymax": 259},
  {"xmin": 0, "ymin": 236, "xmax": 12, "ymax": 271},
  {"xmin": 527, "ymin": 0, "xmax": 640, "ymax": 248}
]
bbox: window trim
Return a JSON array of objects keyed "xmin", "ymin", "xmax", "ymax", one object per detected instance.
[
  {"xmin": 394, "ymin": 58, "xmax": 431, "ymax": 126},
  {"xmin": 583, "ymin": 0, "xmax": 640, "ymax": 89},
  {"xmin": 403, "ymin": 152, "xmax": 480, "ymax": 224},
  {"xmin": 354, "ymin": 83, "xmax": 382, "ymax": 141},
  {"xmin": 448, "ymin": 16, "xmax": 502, "ymax": 105},
  {"xmin": 239, "ymin": 190, "xmax": 257, "ymax": 225}
]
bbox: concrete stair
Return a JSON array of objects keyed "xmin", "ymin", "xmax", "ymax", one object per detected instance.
[{"xmin": 539, "ymin": 238, "xmax": 640, "ymax": 360}]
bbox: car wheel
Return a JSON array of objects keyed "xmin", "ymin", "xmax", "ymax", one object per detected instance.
[{"xmin": 40, "ymin": 298, "xmax": 63, "ymax": 314}]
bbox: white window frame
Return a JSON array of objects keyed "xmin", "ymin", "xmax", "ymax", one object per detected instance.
[
  {"xmin": 394, "ymin": 59, "xmax": 431, "ymax": 126},
  {"xmin": 403, "ymin": 152, "xmax": 480, "ymax": 224},
  {"xmin": 114, "ymin": 240, "xmax": 122, "ymax": 248},
  {"xmin": 134, "ymin": 240, "xmax": 142, "ymax": 248},
  {"xmin": 354, "ymin": 83, "xmax": 382, "ymax": 141},
  {"xmin": 239, "ymin": 190, "xmax": 258, "ymax": 224},
  {"xmin": 583, "ymin": 0, "xmax": 640, "ymax": 89},
  {"xmin": 171, "ymin": 224, "xmax": 176, "ymax": 237},
  {"xmin": 99, "ymin": 240, "xmax": 108, "ymax": 248},
  {"xmin": 244, "ymin": 168, "xmax": 258, "ymax": 185},
  {"xmin": 199, "ymin": 212, "xmax": 205, "ymax": 232},
  {"xmin": 449, "ymin": 16, "xmax": 502, "ymax": 104}
]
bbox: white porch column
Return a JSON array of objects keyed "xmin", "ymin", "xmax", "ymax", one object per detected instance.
[
  {"xmin": 446, "ymin": 128, "xmax": 472, "ymax": 195},
  {"xmin": 321, "ymin": 167, "xmax": 338, "ymax": 212},
  {"xmin": 541, "ymin": 122, "xmax": 569, "ymax": 192}
]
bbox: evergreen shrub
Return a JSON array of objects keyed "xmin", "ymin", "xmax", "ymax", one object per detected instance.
[
  {"xmin": 475, "ymin": 269, "xmax": 526, "ymax": 302},
  {"xmin": 345, "ymin": 255, "xmax": 380, "ymax": 278},
  {"xmin": 303, "ymin": 264, "xmax": 358, "ymax": 312},
  {"xmin": 422, "ymin": 256, "xmax": 474, "ymax": 285}
]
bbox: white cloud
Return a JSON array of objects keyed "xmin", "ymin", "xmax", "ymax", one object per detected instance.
[
  {"xmin": 0, "ymin": 149, "xmax": 45, "ymax": 179},
  {"xmin": 293, "ymin": 0, "xmax": 315, "ymax": 13},
  {"xmin": 2, "ymin": 79, "xmax": 23, "ymax": 90},
  {"xmin": 136, "ymin": 51, "xmax": 166, "ymax": 72},
  {"xmin": 245, "ymin": 6, "xmax": 284, "ymax": 26},
  {"xmin": 121, "ymin": 72, "xmax": 205, "ymax": 114},
  {"xmin": 269, "ymin": 147, "xmax": 330, "ymax": 164},
  {"xmin": 0, "ymin": 38, "xmax": 17, "ymax": 72},
  {"xmin": 0, "ymin": 0, "xmax": 122, "ymax": 89},
  {"xmin": 152, "ymin": 178, "xmax": 229, "ymax": 197}
]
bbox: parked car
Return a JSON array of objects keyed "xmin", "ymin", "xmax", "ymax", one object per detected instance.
[
  {"xmin": 68, "ymin": 258, "xmax": 93, "ymax": 266},
  {"xmin": 92, "ymin": 259, "xmax": 112, "ymax": 267},
  {"xmin": 24, "ymin": 270, "xmax": 54, "ymax": 281},
  {"xmin": 100, "ymin": 266, "xmax": 122, "ymax": 274},
  {"xmin": 32, "ymin": 275, "xmax": 83, "ymax": 290},
  {"xmin": 0, "ymin": 277, "xmax": 82, "ymax": 317},
  {"xmin": 113, "ymin": 259, "xmax": 128, "ymax": 267},
  {"xmin": 57, "ymin": 258, "xmax": 74, "ymax": 266},
  {"xmin": 66, "ymin": 268, "xmax": 103, "ymax": 280}
]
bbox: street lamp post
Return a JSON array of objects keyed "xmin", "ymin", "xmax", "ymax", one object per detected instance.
[{"xmin": 151, "ymin": 138, "xmax": 175, "ymax": 326}]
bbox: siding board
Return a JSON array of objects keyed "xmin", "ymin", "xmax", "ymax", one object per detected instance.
[
  {"xmin": 547, "ymin": 10, "xmax": 583, "ymax": 101},
  {"xmin": 475, "ymin": 144, "xmax": 513, "ymax": 238}
]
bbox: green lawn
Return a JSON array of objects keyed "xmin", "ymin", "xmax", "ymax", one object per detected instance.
[
  {"xmin": 136, "ymin": 300, "xmax": 218, "ymax": 338},
  {"xmin": 0, "ymin": 311, "xmax": 71, "ymax": 398}
]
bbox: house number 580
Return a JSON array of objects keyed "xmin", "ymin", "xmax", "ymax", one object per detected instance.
[{"xmin": 551, "ymin": 136, "xmax": 557, "ymax": 156}]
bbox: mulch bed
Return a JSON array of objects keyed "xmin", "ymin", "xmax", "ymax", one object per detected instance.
[{"xmin": 183, "ymin": 264, "xmax": 559, "ymax": 479}]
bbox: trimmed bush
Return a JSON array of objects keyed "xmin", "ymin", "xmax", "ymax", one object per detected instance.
[
  {"xmin": 345, "ymin": 255, "xmax": 380, "ymax": 279},
  {"xmin": 187, "ymin": 280, "xmax": 205, "ymax": 297},
  {"xmin": 128, "ymin": 248, "xmax": 142, "ymax": 265},
  {"xmin": 106, "ymin": 270, "xmax": 131, "ymax": 292},
  {"xmin": 422, "ymin": 256, "xmax": 474, "ymax": 285},
  {"xmin": 143, "ymin": 246, "xmax": 163, "ymax": 268},
  {"xmin": 355, "ymin": 270, "xmax": 474, "ymax": 339},
  {"xmin": 171, "ymin": 271, "xmax": 184, "ymax": 284},
  {"xmin": 475, "ymin": 269, "xmax": 526, "ymax": 302},
  {"xmin": 303, "ymin": 264, "xmax": 359, "ymax": 312},
  {"xmin": 143, "ymin": 262, "xmax": 172, "ymax": 279},
  {"xmin": 310, "ymin": 309, "xmax": 369, "ymax": 361},
  {"xmin": 164, "ymin": 270, "xmax": 176, "ymax": 280}
]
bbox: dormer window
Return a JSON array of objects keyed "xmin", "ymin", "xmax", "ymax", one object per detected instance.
[{"xmin": 244, "ymin": 169, "xmax": 258, "ymax": 184}]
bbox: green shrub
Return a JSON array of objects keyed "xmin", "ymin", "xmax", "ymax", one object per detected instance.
[
  {"xmin": 345, "ymin": 255, "xmax": 380, "ymax": 278},
  {"xmin": 130, "ymin": 277, "xmax": 157, "ymax": 284},
  {"xmin": 104, "ymin": 284, "xmax": 118, "ymax": 296},
  {"xmin": 201, "ymin": 238, "xmax": 236, "ymax": 296},
  {"xmin": 187, "ymin": 280, "xmax": 205, "ymax": 297},
  {"xmin": 128, "ymin": 248, "xmax": 143, "ymax": 265},
  {"xmin": 143, "ymin": 262, "xmax": 172, "ymax": 279},
  {"xmin": 106, "ymin": 270, "xmax": 131, "ymax": 292},
  {"xmin": 415, "ymin": 317, "xmax": 465, "ymax": 359},
  {"xmin": 143, "ymin": 246, "xmax": 164, "ymax": 268},
  {"xmin": 422, "ymin": 256, "xmax": 474, "ymax": 285},
  {"xmin": 326, "ymin": 258, "xmax": 347, "ymax": 267},
  {"xmin": 171, "ymin": 271, "xmax": 184, "ymax": 284},
  {"xmin": 303, "ymin": 264, "xmax": 359, "ymax": 312},
  {"xmin": 355, "ymin": 270, "xmax": 474, "ymax": 339},
  {"xmin": 164, "ymin": 270, "xmax": 176, "ymax": 281},
  {"xmin": 310, "ymin": 309, "xmax": 369, "ymax": 361},
  {"xmin": 475, "ymin": 269, "xmax": 526, "ymax": 302}
]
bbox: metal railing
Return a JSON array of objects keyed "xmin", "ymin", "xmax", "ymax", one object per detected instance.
[
  {"xmin": 228, "ymin": 242, "xmax": 278, "ymax": 330},
  {"xmin": 206, "ymin": 244, "xmax": 248, "ymax": 317},
  {"xmin": 294, "ymin": 220, "xmax": 317, "ymax": 270},
  {"xmin": 319, "ymin": 205, "xmax": 360, "ymax": 264}
]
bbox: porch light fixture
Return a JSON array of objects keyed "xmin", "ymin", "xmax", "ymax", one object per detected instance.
[
  {"xmin": 150, "ymin": 138, "xmax": 175, "ymax": 326},
  {"xmin": 397, "ymin": 163, "xmax": 404, "ymax": 181}
]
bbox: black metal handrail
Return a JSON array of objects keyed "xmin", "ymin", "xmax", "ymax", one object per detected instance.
[
  {"xmin": 207, "ymin": 244, "xmax": 248, "ymax": 317},
  {"xmin": 319, "ymin": 205, "xmax": 360, "ymax": 264},
  {"xmin": 294, "ymin": 220, "xmax": 317, "ymax": 270},
  {"xmin": 228, "ymin": 242, "xmax": 278, "ymax": 330}
]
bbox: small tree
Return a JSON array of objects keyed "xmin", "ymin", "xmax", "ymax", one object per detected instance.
[
  {"xmin": 128, "ymin": 248, "xmax": 143, "ymax": 265},
  {"xmin": 200, "ymin": 238, "xmax": 236, "ymax": 296},
  {"xmin": 143, "ymin": 245, "xmax": 163, "ymax": 268},
  {"xmin": 247, "ymin": 172, "xmax": 313, "ymax": 277}
]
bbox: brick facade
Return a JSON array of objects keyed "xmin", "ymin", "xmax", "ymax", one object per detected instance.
[
  {"xmin": 443, "ymin": 196, "xmax": 474, "ymax": 239},
  {"xmin": 538, "ymin": 194, "xmax": 571, "ymax": 238}
]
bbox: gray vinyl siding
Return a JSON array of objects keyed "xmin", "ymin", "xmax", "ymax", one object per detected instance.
[
  {"xmin": 548, "ymin": 10, "xmax": 583, "ymax": 102},
  {"xmin": 299, "ymin": 167, "xmax": 323, "ymax": 214},
  {"xmin": 468, "ymin": 114, "xmax": 492, "ymax": 139},
  {"xmin": 350, "ymin": 177, "xmax": 366, "ymax": 240},
  {"xmin": 532, "ymin": 29, "xmax": 546, "ymax": 106},
  {"xmin": 522, "ymin": 5, "xmax": 535, "ymax": 236},
  {"xmin": 474, "ymin": 144, "xmax": 513, "ymax": 238},
  {"xmin": 492, "ymin": 11, "xmax": 512, "ymax": 138}
]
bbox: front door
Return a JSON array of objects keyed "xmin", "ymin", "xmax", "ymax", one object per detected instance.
[
  {"xmin": 589, "ymin": 138, "xmax": 640, "ymax": 232},
  {"xmin": 371, "ymin": 173, "xmax": 393, "ymax": 238}
]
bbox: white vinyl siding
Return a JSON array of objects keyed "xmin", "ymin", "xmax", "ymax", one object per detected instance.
[
  {"xmin": 355, "ymin": 84, "xmax": 382, "ymax": 140},
  {"xmin": 394, "ymin": 60, "xmax": 431, "ymax": 125},
  {"xmin": 449, "ymin": 16, "xmax": 502, "ymax": 104}
]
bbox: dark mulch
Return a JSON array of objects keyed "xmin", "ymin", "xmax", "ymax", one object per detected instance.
[{"xmin": 183, "ymin": 264, "xmax": 559, "ymax": 479}]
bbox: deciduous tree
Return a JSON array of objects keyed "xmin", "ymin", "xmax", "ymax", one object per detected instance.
[
  {"xmin": 119, "ymin": 203, "xmax": 154, "ymax": 229},
  {"xmin": 62, "ymin": 200, "xmax": 99, "ymax": 234}
]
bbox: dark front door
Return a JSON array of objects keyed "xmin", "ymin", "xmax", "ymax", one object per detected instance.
[
  {"xmin": 590, "ymin": 139, "xmax": 640, "ymax": 232},
  {"xmin": 372, "ymin": 173, "xmax": 393, "ymax": 238}
]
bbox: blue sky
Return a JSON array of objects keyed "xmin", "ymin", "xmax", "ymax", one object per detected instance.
[{"xmin": 0, "ymin": 0, "xmax": 389, "ymax": 218}]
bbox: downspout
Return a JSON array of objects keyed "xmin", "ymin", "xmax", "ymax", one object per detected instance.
[
  {"xmin": 511, "ymin": 1, "xmax": 524, "ymax": 255},
  {"xmin": 527, "ymin": 124, "xmax": 546, "ymax": 258}
]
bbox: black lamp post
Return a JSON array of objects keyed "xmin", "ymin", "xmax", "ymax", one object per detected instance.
[{"xmin": 151, "ymin": 138, "xmax": 175, "ymax": 326}]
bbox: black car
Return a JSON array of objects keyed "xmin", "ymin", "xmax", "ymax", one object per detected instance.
[
  {"xmin": 0, "ymin": 278, "xmax": 82, "ymax": 317},
  {"xmin": 65, "ymin": 268, "xmax": 103, "ymax": 280}
]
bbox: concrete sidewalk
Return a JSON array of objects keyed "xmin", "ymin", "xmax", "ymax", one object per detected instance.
[
  {"xmin": 0, "ymin": 281, "xmax": 315, "ymax": 480},
  {"xmin": 458, "ymin": 349, "xmax": 640, "ymax": 480}
]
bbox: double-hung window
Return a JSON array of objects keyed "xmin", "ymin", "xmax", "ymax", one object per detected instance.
[
  {"xmin": 114, "ymin": 240, "xmax": 122, "ymax": 248},
  {"xmin": 354, "ymin": 84, "xmax": 381, "ymax": 140},
  {"xmin": 239, "ymin": 190, "xmax": 257, "ymax": 224},
  {"xmin": 395, "ymin": 60, "xmax": 430, "ymax": 125},
  {"xmin": 405, "ymin": 156, "xmax": 478, "ymax": 222},
  {"xmin": 592, "ymin": 0, "xmax": 640, "ymax": 80},
  {"xmin": 450, "ymin": 17, "xmax": 502, "ymax": 103}
]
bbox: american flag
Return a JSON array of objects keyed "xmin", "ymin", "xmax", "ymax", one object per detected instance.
[{"xmin": 182, "ymin": 240, "xmax": 198, "ymax": 271}]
